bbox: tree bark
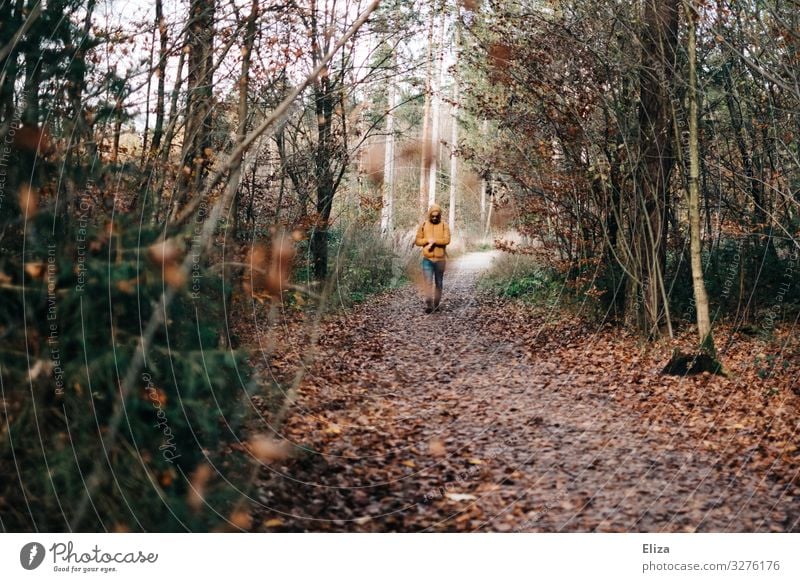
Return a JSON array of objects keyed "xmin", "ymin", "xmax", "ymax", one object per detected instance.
[
  {"xmin": 684, "ymin": 0, "xmax": 714, "ymax": 353},
  {"xmin": 427, "ymin": 5, "xmax": 446, "ymax": 206},
  {"xmin": 448, "ymin": 9, "xmax": 460, "ymax": 233},
  {"xmin": 149, "ymin": 0, "xmax": 168, "ymax": 156},
  {"xmin": 172, "ymin": 0, "xmax": 215, "ymax": 217},
  {"xmin": 418, "ymin": 0, "xmax": 437, "ymax": 214},
  {"xmin": 479, "ymin": 120, "xmax": 488, "ymax": 234},
  {"xmin": 626, "ymin": 0, "xmax": 679, "ymax": 338},
  {"xmin": 309, "ymin": 0, "xmax": 338, "ymax": 280},
  {"xmin": 381, "ymin": 58, "xmax": 396, "ymax": 237},
  {"xmin": 141, "ymin": 17, "xmax": 156, "ymax": 162},
  {"xmin": 225, "ymin": 0, "xmax": 258, "ymax": 242}
]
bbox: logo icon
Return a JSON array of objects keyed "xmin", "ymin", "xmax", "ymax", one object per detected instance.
[{"xmin": 20, "ymin": 542, "xmax": 46, "ymax": 570}]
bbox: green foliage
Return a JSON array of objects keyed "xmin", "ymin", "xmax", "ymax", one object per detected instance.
[
  {"xmin": 328, "ymin": 226, "xmax": 405, "ymax": 307},
  {"xmin": 478, "ymin": 254, "xmax": 562, "ymax": 304},
  {"xmin": 667, "ymin": 238, "xmax": 800, "ymax": 327},
  {"xmin": 287, "ymin": 225, "xmax": 404, "ymax": 310},
  {"xmin": 0, "ymin": 213, "xmax": 253, "ymax": 532}
]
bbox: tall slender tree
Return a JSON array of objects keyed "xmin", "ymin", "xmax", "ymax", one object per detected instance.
[
  {"xmin": 427, "ymin": 4, "xmax": 447, "ymax": 205},
  {"xmin": 418, "ymin": 0, "xmax": 437, "ymax": 213},
  {"xmin": 448, "ymin": 6, "xmax": 461, "ymax": 232},
  {"xmin": 149, "ymin": 0, "xmax": 168, "ymax": 156},
  {"xmin": 683, "ymin": 0, "xmax": 714, "ymax": 353},
  {"xmin": 381, "ymin": 53, "xmax": 397, "ymax": 237}
]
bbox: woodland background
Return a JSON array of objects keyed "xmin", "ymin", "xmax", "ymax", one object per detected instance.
[{"xmin": 0, "ymin": 0, "xmax": 799, "ymax": 532}]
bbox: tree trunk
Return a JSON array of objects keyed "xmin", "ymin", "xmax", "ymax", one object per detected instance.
[
  {"xmin": 173, "ymin": 0, "xmax": 215, "ymax": 217},
  {"xmin": 484, "ymin": 186, "xmax": 494, "ymax": 241},
  {"xmin": 111, "ymin": 96, "xmax": 123, "ymax": 164},
  {"xmin": 150, "ymin": 47, "xmax": 185, "ymax": 223},
  {"xmin": 309, "ymin": 2, "xmax": 337, "ymax": 281},
  {"xmin": 448, "ymin": 10, "xmax": 460, "ymax": 233},
  {"xmin": 225, "ymin": 0, "xmax": 258, "ymax": 242},
  {"xmin": 311, "ymin": 70, "xmax": 336, "ymax": 280},
  {"xmin": 479, "ymin": 120, "xmax": 488, "ymax": 233},
  {"xmin": 418, "ymin": 0, "xmax": 436, "ymax": 214},
  {"xmin": 447, "ymin": 100, "xmax": 458, "ymax": 232},
  {"xmin": 381, "ymin": 61, "xmax": 396, "ymax": 237},
  {"xmin": 141, "ymin": 18, "xmax": 155, "ymax": 162},
  {"xmin": 480, "ymin": 173, "xmax": 487, "ymax": 237},
  {"xmin": 684, "ymin": 0, "xmax": 714, "ymax": 353},
  {"xmin": 0, "ymin": 0, "xmax": 22, "ymax": 125},
  {"xmin": 626, "ymin": 0, "xmax": 679, "ymax": 338},
  {"xmin": 149, "ymin": 0, "xmax": 168, "ymax": 156},
  {"xmin": 427, "ymin": 5, "xmax": 446, "ymax": 206}
]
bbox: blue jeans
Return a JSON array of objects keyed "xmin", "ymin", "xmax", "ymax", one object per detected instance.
[{"xmin": 422, "ymin": 258, "xmax": 446, "ymax": 307}]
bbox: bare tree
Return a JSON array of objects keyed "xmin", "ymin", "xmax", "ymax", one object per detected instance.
[
  {"xmin": 381, "ymin": 51, "xmax": 397, "ymax": 236},
  {"xmin": 683, "ymin": 0, "xmax": 714, "ymax": 353}
]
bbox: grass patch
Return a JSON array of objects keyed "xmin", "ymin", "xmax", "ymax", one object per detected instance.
[
  {"xmin": 329, "ymin": 227, "xmax": 411, "ymax": 307},
  {"xmin": 290, "ymin": 225, "xmax": 412, "ymax": 311},
  {"xmin": 463, "ymin": 236, "xmax": 495, "ymax": 253},
  {"xmin": 478, "ymin": 253, "xmax": 562, "ymax": 304}
]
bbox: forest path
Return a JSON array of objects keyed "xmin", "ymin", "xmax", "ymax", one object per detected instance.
[{"xmin": 252, "ymin": 251, "xmax": 793, "ymax": 532}]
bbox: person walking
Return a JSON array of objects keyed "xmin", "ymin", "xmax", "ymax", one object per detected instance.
[{"xmin": 415, "ymin": 203, "xmax": 451, "ymax": 313}]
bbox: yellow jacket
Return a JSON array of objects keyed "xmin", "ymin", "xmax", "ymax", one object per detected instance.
[{"xmin": 415, "ymin": 204, "xmax": 451, "ymax": 261}]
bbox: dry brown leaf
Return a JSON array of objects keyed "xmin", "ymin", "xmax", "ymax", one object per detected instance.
[
  {"xmin": 162, "ymin": 263, "xmax": 187, "ymax": 289},
  {"xmin": 187, "ymin": 463, "xmax": 214, "ymax": 512},
  {"xmin": 159, "ymin": 467, "xmax": 176, "ymax": 488},
  {"xmin": 147, "ymin": 239, "xmax": 181, "ymax": 265},
  {"xmin": 117, "ymin": 279, "xmax": 137, "ymax": 294},
  {"xmin": 24, "ymin": 262, "xmax": 45, "ymax": 279},
  {"xmin": 429, "ymin": 438, "xmax": 446, "ymax": 457},
  {"xmin": 229, "ymin": 510, "xmax": 252, "ymax": 530},
  {"xmin": 18, "ymin": 185, "xmax": 39, "ymax": 220},
  {"xmin": 248, "ymin": 435, "xmax": 291, "ymax": 463}
]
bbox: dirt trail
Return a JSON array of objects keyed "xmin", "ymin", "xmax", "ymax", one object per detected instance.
[{"xmin": 252, "ymin": 252, "xmax": 796, "ymax": 532}]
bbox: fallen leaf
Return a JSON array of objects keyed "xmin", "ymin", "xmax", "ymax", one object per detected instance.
[
  {"xmin": 25, "ymin": 262, "xmax": 45, "ymax": 279},
  {"xmin": 445, "ymin": 493, "xmax": 477, "ymax": 502},
  {"xmin": 147, "ymin": 239, "xmax": 181, "ymax": 265},
  {"xmin": 229, "ymin": 510, "xmax": 252, "ymax": 530},
  {"xmin": 18, "ymin": 185, "xmax": 38, "ymax": 220},
  {"xmin": 429, "ymin": 439, "xmax": 446, "ymax": 457},
  {"xmin": 187, "ymin": 463, "xmax": 213, "ymax": 512},
  {"xmin": 248, "ymin": 435, "xmax": 291, "ymax": 463}
]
